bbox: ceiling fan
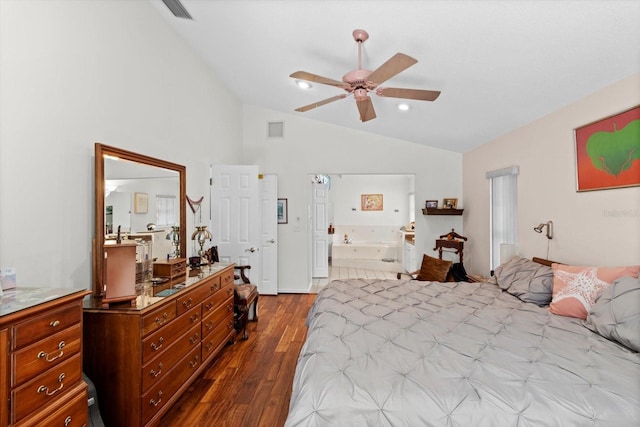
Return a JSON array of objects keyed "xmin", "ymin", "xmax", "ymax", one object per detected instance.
[{"xmin": 290, "ymin": 29, "xmax": 441, "ymax": 122}]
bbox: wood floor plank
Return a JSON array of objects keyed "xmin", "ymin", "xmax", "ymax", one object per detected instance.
[{"xmin": 159, "ymin": 293, "xmax": 316, "ymax": 427}]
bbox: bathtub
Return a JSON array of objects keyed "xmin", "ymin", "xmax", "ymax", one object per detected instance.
[{"xmin": 332, "ymin": 241, "xmax": 399, "ymax": 261}]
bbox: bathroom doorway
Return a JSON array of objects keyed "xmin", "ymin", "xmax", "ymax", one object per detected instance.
[{"xmin": 311, "ymin": 173, "xmax": 415, "ymax": 280}]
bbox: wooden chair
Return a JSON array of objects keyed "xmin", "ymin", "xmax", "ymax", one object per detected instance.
[{"xmin": 233, "ymin": 265, "xmax": 259, "ymax": 340}]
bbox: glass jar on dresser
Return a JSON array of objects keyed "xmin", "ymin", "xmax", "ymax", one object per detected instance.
[
  {"xmin": 0, "ymin": 287, "xmax": 90, "ymax": 427},
  {"xmin": 82, "ymin": 263, "xmax": 235, "ymax": 427}
]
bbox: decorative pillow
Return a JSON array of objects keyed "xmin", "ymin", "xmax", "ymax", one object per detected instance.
[
  {"xmin": 416, "ymin": 254, "xmax": 452, "ymax": 282},
  {"xmin": 584, "ymin": 276, "xmax": 640, "ymax": 352},
  {"xmin": 493, "ymin": 256, "xmax": 554, "ymax": 306},
  {"xmin": 549, "ymin": 264, "xmax": 640, "ymax": 319}
]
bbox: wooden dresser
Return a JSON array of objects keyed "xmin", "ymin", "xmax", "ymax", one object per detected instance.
[
  {"xmin": 82, "ymin": 263, "xmax": 235, "ymax": 427},
  {"xmin": 0, "ymin": 287, "xmax": 90, "ymax": 427}
]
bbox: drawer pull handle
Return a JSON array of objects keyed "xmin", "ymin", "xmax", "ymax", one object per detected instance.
[
  {"xmin": 37, "ymin": 341, "xmax": 66, "ymax": 362},
  {"xmin": 205, "ymin": 342, "xmax": 213, "ymax": 351},
  {"xmin": 189, "ymin": 312, "xmax": 200, "ymax": 323},
  {"xmin": 182, "ymin": 298, "xmax": 193, "ymax": 308},
  {"xmin": 155, "ymin": 313, "xmax": 169, "ymax": 325},
  {"xmin": 227, "ymin": 304, "xmax": 233, "ymax": 312},
  {"xmin": 64, "ymin": 416, "xmax": 72, "ymax": 427},
  {"xmin": 227, "ymin": 288, "xmax": 233, "ymax": 296},
  {"xmin": 49, "ymin": 320, "xmax": 61, "ymax": 328},
  {"xmin": 150, "ymin": 337, "xmax": 164, "ymax": 351},
  {"xmin": 205, "ymin": 303, "xmax": 213, "ymax": 311},
  {"xmin": 206, "ymin": 322, "xmax": 214, "ymax": 331},
  {"xmin": 149, "ymin": 363, "xmax": 163, "ymax": 378},
  {"xmin": 228, "ymin": 322, "xmax": 234, "ymax": 329},
  {"xmin": 189, "ymin": 355, "xmax": 200, "ymax": 368},
  {"xmin": 189, "ymin": 333, "xmax": 200, "ymax": 344},
  {"xmin": 149, "ymin": 391, "xmax": 163, "ymax": 407},
  {"xmin": 37, "ymin": 373, "xmax": 65, "ymax": 396}
]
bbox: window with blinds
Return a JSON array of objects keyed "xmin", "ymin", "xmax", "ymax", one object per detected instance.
[{"xmin": 486, "ymin": 166, "xmax": 519, "ymax": 271}]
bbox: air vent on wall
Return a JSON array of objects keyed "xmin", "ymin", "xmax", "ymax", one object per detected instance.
[
  {"xmin": 268, "ymin": 121, "xmax": 284, "ymax": 138},
  {"xmin": 161, "ymin": 0, "xmax": 193, "ymax": 20}
]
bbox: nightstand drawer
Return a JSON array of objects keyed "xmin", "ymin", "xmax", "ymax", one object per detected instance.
[
  {"xmin": 12, "ymin": 323, "xmax": 82, "ymax": 387},
  {"xmin": 33, "ymin": 382, "xmax": 88, "ymax": 427},
  {"xmin": 12, "ymin": 300, "xmax": 81, "ymax": 350},
  {"xmin": 11, "ymin": 353, "xmax": 82, "ymax": 424}
]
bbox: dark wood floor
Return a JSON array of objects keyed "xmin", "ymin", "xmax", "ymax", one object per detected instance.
[{"xmin": 159, "ymin": 293, "xmax": 317, "ymax": 427}]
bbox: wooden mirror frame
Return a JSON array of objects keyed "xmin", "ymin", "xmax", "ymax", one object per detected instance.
[{"xmin": 93, "ymin": 143, "xmax": 186, "ymax": 297}]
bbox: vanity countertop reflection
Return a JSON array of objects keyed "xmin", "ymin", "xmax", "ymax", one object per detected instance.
[{"xmin": 83, "ymin": 262, "xmax": 234, "ymax": 311}]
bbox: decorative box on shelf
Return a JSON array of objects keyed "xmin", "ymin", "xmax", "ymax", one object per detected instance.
[
  {"xmin": 422, "ymin": 208, "xmax": 464, "ymax": 216},
  {"xmin": 153, "ymin": 257, "xmax": 187, "ymax": 281}
]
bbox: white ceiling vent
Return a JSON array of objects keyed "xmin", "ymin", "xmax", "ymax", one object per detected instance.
[{"xmin": 267, "ymin": 121, "xmax": 284, "ymax": 138}]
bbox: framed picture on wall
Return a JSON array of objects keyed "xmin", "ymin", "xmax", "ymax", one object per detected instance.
[
  {"xmin": 574, "ymin": 105, "xmax": 640, "ymax": 191},
  {"xmin": 134, "ymin": 192, "xmax": 148, "ymax": 214},
  {"xmin": 425, "ymin": 200, "xmax": 438, "ymax": 209},
  {"xmin": 277, "ymin": 198, "xmax": 288, "ymax": 224},
  {"xmin": 361, "ymin": 194, "xmax": 383, "ymax": 211}
]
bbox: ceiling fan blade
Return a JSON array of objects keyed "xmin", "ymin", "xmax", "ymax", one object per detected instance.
[
  {"xmin": 290, "ymin": 71, "xmax": 349, "ymax": 89},
  {"xmin": 356, "ymin": 97, "xmax": 376, "ymax": 122},
  {"xmin": 376, "ymin": 87, "xmax": 441, "ymax": 101},
  {"xmin": 367, "ymin": 53, "xmax": 417, "ymax": 86},
  {"xmin": 294, "ymin": 94, "xmax": 348, "ymax": 112}
]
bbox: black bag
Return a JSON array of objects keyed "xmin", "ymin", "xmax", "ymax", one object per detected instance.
[{"xmin": 451, "ymin": 262, "xmax": 468, "ymax": 282}]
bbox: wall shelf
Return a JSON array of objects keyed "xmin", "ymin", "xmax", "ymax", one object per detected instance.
[{"xmin": 422, "ymin": 208, "xmax": 464, "ymax": 216}]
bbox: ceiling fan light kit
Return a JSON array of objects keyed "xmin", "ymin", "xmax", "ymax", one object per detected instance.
[{"xmin": 290, "ymin": 29, "xmax": 441, "ymax": 122}]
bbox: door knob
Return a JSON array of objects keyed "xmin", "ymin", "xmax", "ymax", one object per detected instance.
[
  {"xmin": 268, "ymin": 239, "xmax": 275, "ymax": 244},
  {"xmin": 245, "ymin": 247, "xmax": 259, "ymax": 253}
]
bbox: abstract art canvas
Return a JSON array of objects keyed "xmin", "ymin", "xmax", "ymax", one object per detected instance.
[{"xmin": 575, "ymin": 105, "xmax": 640, "ymax": 191}]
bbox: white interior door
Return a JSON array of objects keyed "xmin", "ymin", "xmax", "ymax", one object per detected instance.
[
  {"xmin": 311, "ymin": 182, "xmax": 329, "ymax": 278},
  {"xmin": 259, "ymin": 175, "xmax": 278, "ymax": 295},
  {"xmin": 211, "ymin": 165, "xmax": 261, "ymax": 286}
]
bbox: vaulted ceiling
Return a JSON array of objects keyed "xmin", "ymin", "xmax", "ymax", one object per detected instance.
[{"xmin": 150, "ymin": 0, "xmax": 640, "ymax": 153}]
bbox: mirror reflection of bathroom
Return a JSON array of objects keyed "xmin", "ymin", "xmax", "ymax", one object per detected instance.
[{"xmin": 314, "ymin": 174, "xmax": 415, "ymax": 278}]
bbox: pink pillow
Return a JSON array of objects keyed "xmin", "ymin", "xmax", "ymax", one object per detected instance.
[{"xmin": 549, "ymin": 263, "xmax": 640, "ymax": 319}]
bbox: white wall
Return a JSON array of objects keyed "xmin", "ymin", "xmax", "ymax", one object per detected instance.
[
  {"xmin": 463, "ymin": 73, "xmax": 640, "ymax": 276},
  {"xmin": 330, "ymin": 174, "xmax": 412, "ymax": 226},
  {"xmin": 0, "ymin": 0, "xmax": 243, "ymax": 289},
  {"xmin": 242, "ymin": 105, "xmax": 463, "ymax": 292}
]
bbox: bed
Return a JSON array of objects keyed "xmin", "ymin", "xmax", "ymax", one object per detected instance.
[{"xmin": 285, "ymin": 256, "xmax": 640, "ymax": 426}]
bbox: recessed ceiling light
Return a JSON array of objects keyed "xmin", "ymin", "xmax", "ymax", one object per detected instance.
[
  {"xmin": 296, "ymin": 80, "xmax": 312, "ymax": 89},
  {"xmin": 397, "ymin": 103, "xmax": 410, "ymax": 111}
]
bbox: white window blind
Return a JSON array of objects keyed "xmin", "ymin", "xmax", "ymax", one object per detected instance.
[
  {"xmin": 486, "ymin": 166, "xmax": 519, "ymax": 271},
  {"xmin": 156, "ymin": 195, "xmax": 177, "ymax": 227}
]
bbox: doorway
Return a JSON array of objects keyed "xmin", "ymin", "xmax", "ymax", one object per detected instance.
[{"xmin": 310, "ymin": 173, "xmax": 415, "ymax": 282}]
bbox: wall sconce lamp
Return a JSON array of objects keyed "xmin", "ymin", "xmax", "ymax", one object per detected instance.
[{"xmin": 533, "ymin": 221, "xmax": 553, "ymax": 239}]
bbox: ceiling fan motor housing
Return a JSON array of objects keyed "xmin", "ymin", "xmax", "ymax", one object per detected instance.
[{"xmin": 354, "ymin": 88, "xmax": 369, "ymax": 101}]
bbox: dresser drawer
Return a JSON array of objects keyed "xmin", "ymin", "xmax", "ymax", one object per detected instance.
[
  {"xmin": 141, "ymin": 345, "xmax": 201, "ymax": 426},
  {"xmin": 141, "ymin": 323, "xmax": 200, "ymax": 393},
  {"xmin": 141, "ymin": 301, "xmax": 177, "ymax": 337},
  {"xmin": 22, "ymin": 382, "xmax": 88, "ymax": 427},
  {"xmin": 221, "ymin": 268, "xmax": 234, "ymax": 287},
  {"xmin": 176, "ymin": 284, "xmax": 210, "ymax": 316},
  {"xmin": 11, "ymin": 353, "xmax": 82, "ymax": 424},
  {"xmin": 202, "ymin": 283, "xmax": 234, "ymax": 316},
  {"xmin": 12, "ymin": 323, "xmax": 82, "ymax": 387},
  {"xmin": 202, "ymin": 298, "xmax": 233, "ymax": 339},
  {"xmin": 12, "ymin": 300, "xmax": 81, "ymax": 350},
  {"xmin": 202, "ymin": 317, "xmax": 234, "ymax": 360},
  {"xmin": 142, "ymin": 305, "xmax": 201, "ymax": 364}
]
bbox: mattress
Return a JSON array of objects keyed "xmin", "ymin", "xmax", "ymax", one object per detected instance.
[{"xmin": 285, "ymin": 278, "xmax": 640, "ymax": 426}]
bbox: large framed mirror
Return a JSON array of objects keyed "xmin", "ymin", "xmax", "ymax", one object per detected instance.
[{"xmin": 93, "ymin": 143, "xmax": 186, "ymax": 297}]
